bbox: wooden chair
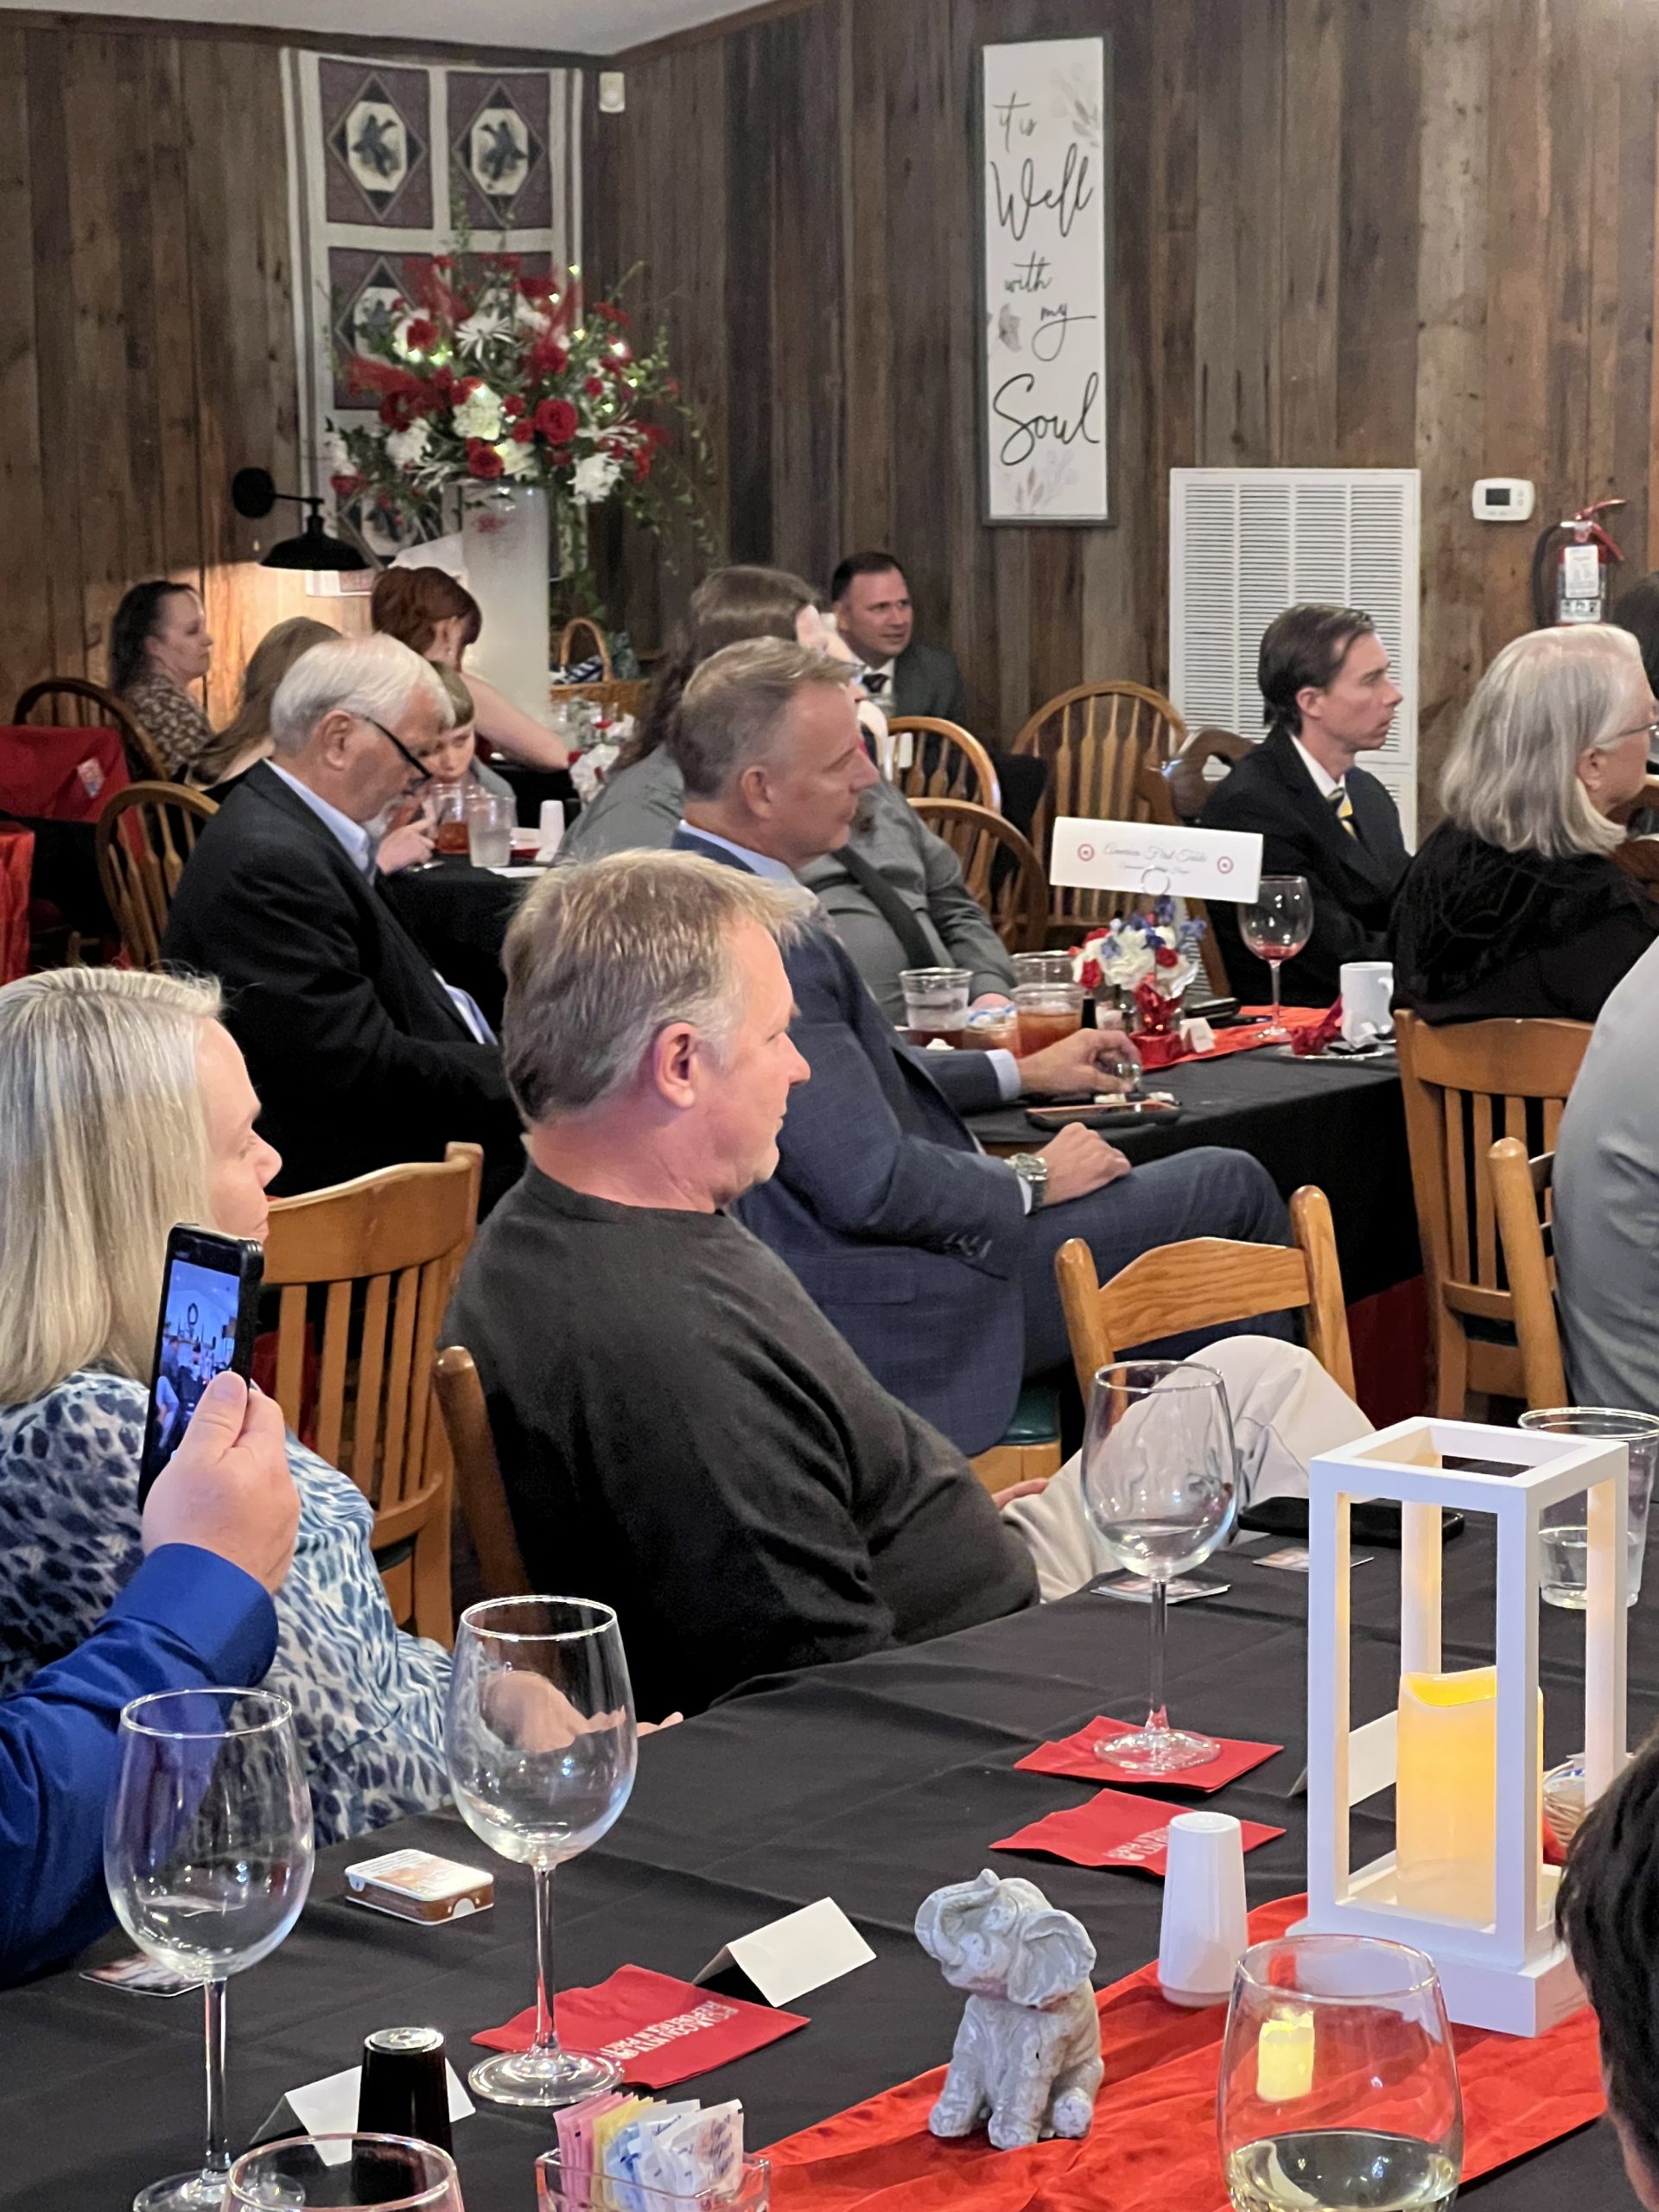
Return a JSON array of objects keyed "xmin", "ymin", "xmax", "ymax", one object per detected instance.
[
  {"xmin": 433, "ymin": 1344, "xmax": 530, "ymax": 1599},
  {"xmin": 263, "ymin": 1142, "xmax": 484, "ymax": 1646},
  {"xmin": 14, "ymin": 676, "xmax": 166, "ymax": 784},
  {"xmin": 1012, "ymin": 683, "xmax": 1187, "ymax": 938},
  {"xmin": 1488, "ymin": 1138, "xmax": 1570, "ymax": 1409},
  {"xmin": 550, "ymin": 615, "xmax": 647, "ymax": 721},
  {"xmin": 887, "ymin": 716, "xmax": 1001, "ymax": 811},
  {"xmin": 1164, "ymin": 728, "xmax": 1252, "ymax": 823},
  {"xmin": 1395, "ymin": 1012, "xmax": 1591, "ymax": 1414},
  {"xmin": 908, "ymin": 797, "xmax": 1048, "ymax": 954},
  {"xmin": 94, "ymin": 780, "xmax": 217, "ymax": 969},
  {"xmin": 1054, "ymin": 1184, "xmax": 1355, "ymax": 1407}
]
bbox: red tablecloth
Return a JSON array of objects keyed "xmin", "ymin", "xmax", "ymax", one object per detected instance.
[
  {"xmin": 0, "ymin": 722, "xmax": 130, "ymax": 822},
  {"xmin": 0, "ymin": 821, "xmax": 33, "ymax": 982}
]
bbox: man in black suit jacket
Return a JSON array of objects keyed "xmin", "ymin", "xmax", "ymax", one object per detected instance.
[
  {"xmin": 162, "ymin": 634, "xmax": 523, "ymax": 1206},
  {"xmin": 668, "ymin": 636, "xmax": 1288, "ymax": 1454},
  {"xmin": 831, "ymin": 550, "xmax": 1046, "ymax": 839},
  {"xmin": 1200, "ymin": 604, "xmax": 1410, "ymax": 1006}
]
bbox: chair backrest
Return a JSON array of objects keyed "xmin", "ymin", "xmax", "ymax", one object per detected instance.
[
  {"xmin": 94, "ymin": 780, "xmax": 218, "ymax": 969},
  {"xmin": 15, "ymin": 676, "xmax": 166, "ymax": 783},
  {"xmin": 887, "ymin": 716, "xmax": 1002, "ymax": 810},
  {"xmin": 1165, "ymin": 728, "xmax": 1253, "ymax": 823},
  {"xmin": 263, "ymin": 1143, "xmax": 483, "ymax": 1546},
  {"xmin": 433, "ymin": 1344, "xmax": 530, "ymax": 1599},
  {"xmin": 1013, "ymin": 683, "xmax": 1187, "ymax": 935},
  {"xmin": 908, "ymin": 796, "xmax": 1049, "ymax": 954},
  {"xmin": 1395, "ymin": 1012, "xmax": 1590, "ymax": 1408},
  {"xmin": 1053, "ymin": 1183, "xmax": 1355, "ymax": 1405},
  {"xmin": 1488, "ymin": 1138, "xmax": 1569, "ymax": 1409},
  {"xmin": 556, "ymin": 616, "xmax": 613, "ymax": 677}
]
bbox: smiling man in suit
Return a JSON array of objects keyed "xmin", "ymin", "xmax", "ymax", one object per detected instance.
[
  {"xmin": 161, "ymin": 633, "xmax": 523, "ymax": 1207},
  {"xmin": 1200, "ymin": 604, "xmax": 1409, "ymax": 1005}
]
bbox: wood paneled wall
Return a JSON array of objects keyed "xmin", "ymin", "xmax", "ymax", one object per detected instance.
[
  {"xmin": 588, "ymin": 0, "xmax": 1659, "ymax": 808},
  {"xmin": 0, "ymin": 22, "xmax": 305, "ymax": 722}
]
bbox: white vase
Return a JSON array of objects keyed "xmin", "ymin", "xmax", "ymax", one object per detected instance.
[{"xmin": 459, "ymin": 482, "xmax": 550, "ymax": 720}]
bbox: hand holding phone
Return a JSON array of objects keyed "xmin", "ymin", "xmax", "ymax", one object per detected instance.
[{"xmin": 137, "ymin": 1226, "xmax": 265, "ymax": 1505}]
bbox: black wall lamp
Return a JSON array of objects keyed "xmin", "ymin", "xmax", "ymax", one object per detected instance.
[{"xmin": 231, "ymin": 467, "xmax": 369, "ymax": 572}]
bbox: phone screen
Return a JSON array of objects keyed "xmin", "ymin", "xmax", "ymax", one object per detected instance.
[{"xmin": 137, "ymin": 1228, "xmax": 264, "ymax": 1504}]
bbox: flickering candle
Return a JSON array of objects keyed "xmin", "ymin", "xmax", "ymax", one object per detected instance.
[{"xmin": 1394, "ymin": 1667, "xmax": 1542, "ymax": 1925}]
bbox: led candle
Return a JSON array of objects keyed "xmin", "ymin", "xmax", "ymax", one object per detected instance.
[
  {"xmin": 1255, "ymin": 2009, "xmax": 1316, "ymax": 2102},
  {"xmin": 1395, "ymin": 1667, "xmax": 1542, "ymax": 1924}
]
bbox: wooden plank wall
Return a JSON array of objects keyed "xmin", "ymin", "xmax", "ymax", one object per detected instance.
[
  {"xmin": 587, "ymin": 0, "xmax": 1659, "ymax": 812},
  {"xmin": 0, "ymin": 21, "xmax": 303, "ymax": 723}
]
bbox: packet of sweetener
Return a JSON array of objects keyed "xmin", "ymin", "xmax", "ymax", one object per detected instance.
[{"xmin": 636, "ymin": 2101, "xmax": 744, "ymax": 2201}]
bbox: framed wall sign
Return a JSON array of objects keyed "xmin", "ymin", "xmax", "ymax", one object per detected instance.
[{"xmin": 980, "ymin": 35, "xmax": 1112, "ymax": 524}]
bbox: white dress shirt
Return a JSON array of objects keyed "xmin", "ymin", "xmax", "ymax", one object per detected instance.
[{"xmin": 1291, "ymin": 735, "xmax": 1344, "ymax": 803}]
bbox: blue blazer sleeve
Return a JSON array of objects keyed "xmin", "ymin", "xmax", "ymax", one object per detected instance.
[{"xmin": 0, "ymin": 1546, "xmax": 277, "ymax": 1986}]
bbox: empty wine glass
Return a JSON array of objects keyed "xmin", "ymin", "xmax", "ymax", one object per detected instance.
[
  {"xmin": 225, "ymin": 2134, "xmax": 463, "ymax": 2210},
  {"xmin": 1218, "ymin": 1934, "xmax": 1462, "ymax": 2212},
  {"xmin": 1082, "ymin": 1361, "xmax": 1237, "ymax": 1774},
  {"xmin": 1240, "ymin": 876, "xmax": 1313, "ymax": 1042},
  {"xmin": 105, "ymin": 1688, "xmax": 315, "ymax": 2212},
  {"xmin": 446, "ymin": 1596, "xmax": 637, "ymax": 2109}
]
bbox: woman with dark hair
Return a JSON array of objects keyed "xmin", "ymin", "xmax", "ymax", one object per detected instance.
[
  {"xmin": 109, "ymin": 581, "xmax": 216, "ymax": 779},
  {"xmin": 371, "ymin": 565, "xmax": 569, "ymax": 772}
]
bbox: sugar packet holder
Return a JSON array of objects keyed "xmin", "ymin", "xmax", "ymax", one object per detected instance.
[{"xmin": 342, "ymin": 1847, "xmax": 493, "ymax": 1924}]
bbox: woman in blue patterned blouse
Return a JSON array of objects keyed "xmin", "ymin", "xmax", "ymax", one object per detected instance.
[{"xmin": 0, "ymin": 965, "xmax": 452, "ymax": 1847}]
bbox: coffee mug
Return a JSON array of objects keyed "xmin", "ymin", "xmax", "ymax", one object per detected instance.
[{"xmin": 1338, "ymin": 960, "xmax": 1394, "ymax": 1047}]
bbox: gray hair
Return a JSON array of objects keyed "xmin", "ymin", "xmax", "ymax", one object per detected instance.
[
  {"xmin": 268, "ymin": 632, "xmax": 452, "ymax": 756},
  {"xmin": 1440, "ymin": 624, "xmax": 1647, "ymax": 858},
  {"xmin": 502, "ymin": 850, "xmax": 809, "ymax": 1120},
  {"xmin": 670, "ymin": 637, "xmax": 853, "ymax": 800}
]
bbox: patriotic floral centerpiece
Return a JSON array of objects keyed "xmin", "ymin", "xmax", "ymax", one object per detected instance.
[{"xmin": 1071, "ymin": 902, "xmax": 1205, "ymax": 1004}]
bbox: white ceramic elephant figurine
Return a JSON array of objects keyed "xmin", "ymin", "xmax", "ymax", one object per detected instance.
[{"xmin": 914, "ymin": 1868, "xmax": 1103, "ymax": 2150}]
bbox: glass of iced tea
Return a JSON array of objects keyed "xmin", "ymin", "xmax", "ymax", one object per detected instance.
[
  {"xmin": 900, "ymin": 967, "xmax": 972, "ymax": 1048},
  {"xmin": 1015, "ymin": 982, "xmax": 1084, "ymax": 1055},
  {"xmin": 429, "ymin": 785, "xmax": 471, "ymax": 856},
  {"xmin": 964, "ymin": 1003, "xmax": 1020, "ymax": 1052}
]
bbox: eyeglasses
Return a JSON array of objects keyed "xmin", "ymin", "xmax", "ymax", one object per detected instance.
[
  {"xmin": 1611, "ymin": 716, "xmax": 1659, "ymax": 750},
  {"xmin": 357, "ymin": 713, "xmax": 435, "ymax": 786}
]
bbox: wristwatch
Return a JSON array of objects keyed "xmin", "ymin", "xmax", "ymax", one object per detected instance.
[{"xmin": 1007, "ymin": 1152, "xmax": 1049, "ymax": 1210}]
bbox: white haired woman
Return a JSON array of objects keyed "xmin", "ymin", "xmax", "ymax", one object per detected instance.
[
  {"xmin": 0, "ymin": 966, "xmax": 451, "ymax": 1847},
  {"xmin": 1390, "ymin": 623, "xmax": 1659, "ymax": 1023}
]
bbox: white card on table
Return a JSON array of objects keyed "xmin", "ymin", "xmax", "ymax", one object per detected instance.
[
  {"xmin": 694, "ymin": 1896, "xmax": 874, "ymax": 2007},
  {"xmin": 1048, "ymin": 817, "xmax": 1263, "ymax": 905},
  {"xmin": 285, "ymin": 2061, "xmax": 474, "ymax": 2164}
]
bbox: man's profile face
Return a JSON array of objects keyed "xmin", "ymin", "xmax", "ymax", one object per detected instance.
[
  {"xmin": 322, "ymin": 691, "xmax": 451, "ymax": 824},
  {"xmin": 753, "ymin": 682, "xmax": 880, "ymax": 866},
  {"xmin": 1298, "ymin": 630, "xmax": 1402, "ymax": 754},
  {"xmin": 837, "ymin": 567, "xmax": 914, "ymax": 666},
  {"xmin": 695, "ymin": 922, "xmax": 809, "ymax": 1204}
]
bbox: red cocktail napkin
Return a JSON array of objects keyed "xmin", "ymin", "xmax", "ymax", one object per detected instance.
[
  {"xmin": 473, "ymin": 1965, "xmax": 809, "ymax": 2088},
  {"xmin": 1015, "ymin": 1718, "xmax": 1282, "ymax": 1794},
  {"xmin": 993, "ymin": 1786, "xmax": 1284, "ymax": 1875},
  {"xmin": 763, "ymin": 1896, "xmax": 1605, "ymax": 2211}
]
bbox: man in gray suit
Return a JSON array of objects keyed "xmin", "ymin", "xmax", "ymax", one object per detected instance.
[{"xmin": 1552, "ymin": 938, "xmax": 1659, "ymax": 1414}]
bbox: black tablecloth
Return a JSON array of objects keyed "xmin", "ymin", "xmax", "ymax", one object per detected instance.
[
  {"xmin": 383, "ymin": 860, "xmax": 538, "ymax": 1030},
  {"xmin": 969, "ymin": 1047, "xmax": 1420, "ymax": 1304},
  {"xmin": 4, "ymin": 1527, "xmax": 1645, "ymax": 2209}
]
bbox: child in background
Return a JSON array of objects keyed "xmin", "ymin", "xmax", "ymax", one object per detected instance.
[{"xmin": 375, "ymin": 668, "xmax": 517, "ymax": 872}]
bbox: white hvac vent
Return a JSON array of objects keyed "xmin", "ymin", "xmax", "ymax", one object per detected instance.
[{"xmin": 1169, "ymin": 468, "xmax": 1421, "ymax": 844}]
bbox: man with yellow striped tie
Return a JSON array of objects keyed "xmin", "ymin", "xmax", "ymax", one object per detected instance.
[{"xmin": 1200, "ymin": 604, "xmax": 1411, "ymax": 1006}]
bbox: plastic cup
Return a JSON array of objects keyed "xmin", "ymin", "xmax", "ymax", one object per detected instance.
[
  {"xmin": 900, "ymin": 967, "xmax": 971, "ymax": 1050},
  {"xmin": 1520, "ymin": 1406, "xmax": 1659, "ymax": 1607},
  {"xmin": 467, "ymin": 792, "xmax": 514, "ymax": 870},
  {"xmin": 1014, "ymin": 982, "xmax": 1084, "ymax": 1055}
]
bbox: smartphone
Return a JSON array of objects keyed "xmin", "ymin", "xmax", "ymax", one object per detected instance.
[
  {"xmin": 137, "ymin": 1226, "xmax": 265, "ymax": 1505},
  {"xmin": 1026, "ymin": 1099, "xmax": 1183, "ymax": 1130}
]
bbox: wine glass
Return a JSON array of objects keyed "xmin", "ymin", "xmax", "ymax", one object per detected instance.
[
  {"xmin": 1240, "ymin": 876, "xmax": 1313, "ymax": 1042},
  {"xmin": 1218, "ymin": 1935, "xmax": 1463, "ymax": 2212},
  {"xmin": 105, "ymin": 1689, "xmax": 315, "ymax": 2212},
  {"xmin": 225, "ymin": 2135, "xmax": 463, "ymax": 2210},
  {"xmin": 446, "ymin": 1596, "xmax": 638, "ymax": 2109},
  {"xmin": 1081, "ymin": 1362, "xmax": 1237, "ymax": 1774}
]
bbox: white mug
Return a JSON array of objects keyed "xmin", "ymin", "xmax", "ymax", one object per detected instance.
[
  {"xmin": 537, "ymin": 799, "xmax": 566, "ymax": 862},
  {"xmin": 1158, "ymin": 1809, "xmax": 1248, "ymax": 2007},
  {"xmin": 1338, "ymin": 960, "xmax": 1394, "ymax": 1047}
]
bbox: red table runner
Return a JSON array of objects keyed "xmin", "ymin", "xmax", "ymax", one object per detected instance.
[{"xmin": 763, "ymin": 1897, "xmax": 1605, "ymax": 2210}]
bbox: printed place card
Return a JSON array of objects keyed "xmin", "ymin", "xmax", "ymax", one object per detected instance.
[{"xmin": 1049, "ymin": 817, "xmax": 1263, "ymax": 904}]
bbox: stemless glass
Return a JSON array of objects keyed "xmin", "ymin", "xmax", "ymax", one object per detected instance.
[
  {"xmin": 1217, "ymin": 1935, "xmax": 1463, "ymax": 2212},
  {"xmin": 105, "ymin": 1689, "xmax": 314, "ymax": 2212},
  {"xmin": 446, "ymin": 1597, "xmax": 638, "ymax": 2109},
  {"xmin": 225, "ymin": 2135, "xmax": 462, "ymax": 2211},
  {"xmin": 1082, "ymin": 1362, "xmax": 1237, "ymax": 1774},
  {"xmin": 1240, "ymin": 875, "xmax": 1313, "ymax": 1042}
]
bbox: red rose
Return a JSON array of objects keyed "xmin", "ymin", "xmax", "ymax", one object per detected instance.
[
  {"xmin": 549, "ymin": 446, "xmax": 572, "ymax": 468},
  {"xmin": 378, "ymin": 393, "xmax": 415, "ymax": 429},
  {"xmin": 510, "ymin": 422, "xmax": 536, "ymax": 442},
  {"xmin": 404, "ymin": 316, "xmax": 437, "ymax": 353},
  {"xmin": 429, "ymin": 366, "xmax": 455, "ymax": 399},
  {"xmin": 454, "ymin": 376, "xmax": 480, "ymax": 403},
  {"xmin": 584, "ymin": 376, "xmax": 605, "ymax": 398},
  {"xmin": 530, "ymin": 338, "xmax": 569, "ymax": 378},
  {"xmin": 466, "ymin": 438, "xmax": 505, "ymax": 480},
  {"xmin": 535, "ymin": 397, "xmax": 579, "ymax": 444},
  {"xmin": 1154, "ymin": 944, "xmax": 1180, "ymax": 969},
  {"xmin": 1079, "ymin": 957, "xmax": 1103, "ymax": 991},
  {"xmin": 503, "ymin": 394, "xmax": 526, "ymax": 420},
  {"xmin": 328, "ymin": 471, "xmax": 360, "ymax": 499},
  {"xmin": 632, "ymin": 451, "xmax": 652, "ymax": 481}
]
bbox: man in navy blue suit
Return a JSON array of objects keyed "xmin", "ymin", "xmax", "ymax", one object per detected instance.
[{"xmin": 669, "ymin": 638, "xmax": 1289, "ymax": 1456}]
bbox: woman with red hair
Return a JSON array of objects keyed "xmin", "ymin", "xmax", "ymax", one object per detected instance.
[{"xmin": 372, "ymin": 567, "xmax": 569, "ymax": 772}]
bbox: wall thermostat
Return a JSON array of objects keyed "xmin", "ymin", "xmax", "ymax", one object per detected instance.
[{"xmin": 1472, "ymin": 477, "xmax": 1536, "ymax": 522}]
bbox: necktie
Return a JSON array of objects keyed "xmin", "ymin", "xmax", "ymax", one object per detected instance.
[
  {"xmin": 1329, "ymin": 785, "xmax": 1357, "ymax": 840},
  {"xmin": 864, "ymin": 669, "xmax": 889, "ymax": 699}
]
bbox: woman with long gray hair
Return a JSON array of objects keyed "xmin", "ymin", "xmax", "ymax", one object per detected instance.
[{"xmin": 1389, "ymin": 623, "xmax": 1659, "ymax": 1022}]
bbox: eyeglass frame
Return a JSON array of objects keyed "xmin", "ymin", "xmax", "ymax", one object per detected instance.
[
  {"xmin": 357, "ymin": 713, "xmax": 435, "ymax": 787},
  {"xmin": 1609, "ymin": 715, "xmax": 1659, "ymax": 752}
]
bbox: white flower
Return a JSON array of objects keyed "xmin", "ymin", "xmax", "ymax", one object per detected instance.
[
  {"xmin": 569, "ymin": 741, "xmax": 619, "ymax": 805},
  {"xmin": 571, "ymin": 453, "xmax": 623, "ymax": 506},
  {"xmin": 513, "ymin": 293, "xmax": 551, "ymax": 335},
  {"xmin": 385, "ymin": 421, "xmax": 432, "ymax": 469},
  {"xmin": 453, "ymin": 385, "xmax": 505, "ymax": 442},
  {"xmin": 391, "ymin": 314, "xmax": 429, "ymax": 359},
  {"xmin": 1100, "ymin": 939, "xmax": 1154, "ymax": 989},
  {"xmin": 456, "ymin": 308, "xmax": 512, "ymax": 350},
  {"xmin": 322, "ymin": 429, "xmax": 350, "ymax": 471},
  {"xmin": 498, "ymin": 436, "xmax": 538, "ymax": 480}
]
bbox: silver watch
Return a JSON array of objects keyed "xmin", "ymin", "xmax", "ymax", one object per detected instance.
[{"xmin": 1008, "ymin": 1152, "xmax": 1049, "ymax": 1209}]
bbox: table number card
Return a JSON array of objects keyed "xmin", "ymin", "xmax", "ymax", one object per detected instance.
[{"xmin": 1048, "ymin": 817, "xmax": 1263, "ymax": 905}]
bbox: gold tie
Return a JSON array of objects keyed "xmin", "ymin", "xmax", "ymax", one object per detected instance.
[{"xmin": 1329, "ymin": 785, "xmax": 1357, "ymax": 839}]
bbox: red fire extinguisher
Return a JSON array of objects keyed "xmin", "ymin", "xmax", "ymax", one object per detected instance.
[{"xmin": 1529, "ymin": 497, "xmax": 1626, "ymax": 627}]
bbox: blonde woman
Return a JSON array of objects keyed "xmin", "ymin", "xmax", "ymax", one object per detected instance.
[
  {"xmin": 1390, "ymin": 623, "xmax": 1659, "ymax": 1023},
  {"xmin": 0, "ymin": 967, "xmax": 451, "ymax": 1847},
  {"xmin": 192, "ymin": 614, "xmax": 340, "ymax": 792}
]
